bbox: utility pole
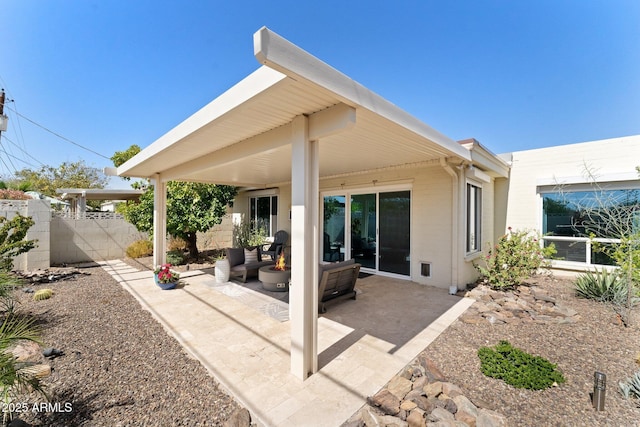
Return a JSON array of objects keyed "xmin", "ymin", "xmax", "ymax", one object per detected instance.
[{"xmin": 0, "ymin": 89, "xmax": 7, "ymax": 135}]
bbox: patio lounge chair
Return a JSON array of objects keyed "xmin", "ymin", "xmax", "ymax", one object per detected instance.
[
  {"xmin": 262, "ymin": 230, "xmax": 289, "ymax": 260},
  {"xmin": 226, "ymin": 246, "xmax": 274, "ymax": 283},
  {"xmin": 318, "ymin": 259, "xmax": 360, "ymax": 313}
]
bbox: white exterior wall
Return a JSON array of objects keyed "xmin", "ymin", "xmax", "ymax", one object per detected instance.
[
  {"xmin": 503, "ymin": 135, "xmax": 640, "ymax": 233},
  {"xmin": 224, "ymin": 162, "xmax": 499, "ymax": 289}
]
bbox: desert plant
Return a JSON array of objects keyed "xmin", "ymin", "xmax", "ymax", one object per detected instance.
[
  {"xmin": 0, "ymin": 272, "xmax": 22, "ymax": 314},
  {"xmin": 619, "ymin": 370, "xmax": 640, "ymax": 402},
  {"xmin": 33, "ymin": 289, "xmax": 53, "ymax": 301},
  {"xmin": 125, "ymin": 239, "xmax": 153, "ymax": 259},
  {"xmin": 477, "ymin": 340, "xmax": 565, "ymax": 390},
  {"xmin": 474, "ymin": 228, "xmax": 556, "ymax": 290},
  {"xmin": 0, "ymin": 215, "xmax": 37, "ymax": 272},
  {"xmin": 233, "ymin": 219, "xmax": 268, "ymax": 248},
  {"xmin": 574, "ymin": 269, "xmax": 631, "ymax": 304},
  {"xmin": 166, "ymin": 250, "xmax": 186, "ymax": 266},
  {"xmin": 0, "ymin": 314, "xmax": 47, "ymax": 423},
  {"xmin": 168, "ymin": 236, "xmax": 188, "ymax": 252}
]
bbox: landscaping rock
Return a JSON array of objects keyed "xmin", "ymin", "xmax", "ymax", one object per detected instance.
[
  {"xmin": 464, "ymin": 283, "xmax": 579, "ymax": 325},
  {"xmin": 223, "ymin": 407, "xmax": 251, "ymax": 427},
  {"xmin": 358, "ymin": 352, "xmax": 508, "ymax": 427},
  {"xmin": 369, "ymin": 389, "xmax": 401, "ymax": 415},
  {"xmin": 388, "ymin": 375, "xmax": 414, "ymax": 400}
]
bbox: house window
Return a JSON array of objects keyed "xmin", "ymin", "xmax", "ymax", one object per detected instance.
[
  {"xmin": 541, "ymin": 188, "xmax": 640, "ymax": 264},
  {"xmin": 466, "ymin": 183, "xmax": 482, "ymax": 253},
  {"xmin": 249, "ymin": 195, "xmax": 278, "ymax": 237}
]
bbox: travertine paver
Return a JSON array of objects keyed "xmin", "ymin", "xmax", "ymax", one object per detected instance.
[{"xmin": 100, "ymin": 260, "xmax": 474, "ymax": 427}]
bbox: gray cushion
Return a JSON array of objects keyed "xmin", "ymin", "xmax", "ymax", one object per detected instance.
[
  {"xmin": 318, "ymin": 259, "xmax": 355, "ymax": 283},
  {"xmin": 226, "ymin": 247, "xmax": 244, "ymax": 267},
  {"xmin": 244, "ymin": 247, "xmax": 259, "ymax": 263}
]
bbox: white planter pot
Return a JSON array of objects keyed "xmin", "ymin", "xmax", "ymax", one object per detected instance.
[
  {"xmin": 215, "ymin": 259, "xmax": 230, "ymax": 283},
  {"xmin": 449, "ymin": 285, "xmax": 458, "ymax": 295}
]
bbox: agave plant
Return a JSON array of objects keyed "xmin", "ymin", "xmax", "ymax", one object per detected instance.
[
  {"xmin": 619, "ymin": 370, "xmax": 640, "ymax": 401},
  {"xmin": 574, "ymin": 269, "xmax": 629, "ymax": 304}
]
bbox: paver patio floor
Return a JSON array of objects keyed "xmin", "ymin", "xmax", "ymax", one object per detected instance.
[{"xmin": 100, "ymin": 260, "xmax": 474, "ymax": 427}]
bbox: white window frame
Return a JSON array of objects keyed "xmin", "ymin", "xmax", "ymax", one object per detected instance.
[
  {"xmin": 249, "ymin": 192, "xmax": 278, "ymax": 238},
  {"xmin": 466, "ymin": 181, "xmax": 482, "ymax": 254}
]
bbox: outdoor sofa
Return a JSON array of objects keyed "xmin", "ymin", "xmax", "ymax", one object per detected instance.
[
  {"xmin": 318, "ymin": 259, "xmax": 360, "ymax": 313},
  {"xmin": 226, "ymin": 246, "xmax": 274, "ymax": 283}
]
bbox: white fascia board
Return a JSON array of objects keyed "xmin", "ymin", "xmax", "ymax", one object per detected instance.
[
  {"xmin": 537, "ymin": 172, "xmax": 640, "ymax": 188},
  {"xmin": 117, "ymin": 66, "xmax": 287, "ymax": 178},
  {"xmin": 254, "ymin": 26, "xmax": 471, "ymax": 162}
]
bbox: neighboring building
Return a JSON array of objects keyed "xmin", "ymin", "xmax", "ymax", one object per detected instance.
[
  {"xmin": 115, "ymin": 27, "xmax": 640, "ymax": 379},
  {"xmin": 56, "ymin": 188, "xmax": 144, "ymax": 217}
]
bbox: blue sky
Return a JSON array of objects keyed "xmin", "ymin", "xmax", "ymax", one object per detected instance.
[{"xmin": 1, "ymin": 1, "xmax": 638, "ymax": 189}]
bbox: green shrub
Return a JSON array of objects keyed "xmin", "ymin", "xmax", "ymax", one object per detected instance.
[
  {"xmin": 619, "ymin": 370, "xmax": 640, "ymax": 400},
  {"xmin": 574, "ymin": 269, "xmax": 632, "ymax": 304},
  {"xmin": 126, "ymin": 240, "xmax": 153, "ymax": 258},
  {"xmin": 233, "ymin": 219, "xmax": 268, "ymax": 248},
  {"xmin": 474, "ymin": 228, "xmax": 555, "ymax": 290},
  {"xmin": 166, "ymin": 250, "xmax": 186, "ymax": 266},
  {"xmin": 477, "ymin": 340, "xmax": 565, "ymax": 390}
]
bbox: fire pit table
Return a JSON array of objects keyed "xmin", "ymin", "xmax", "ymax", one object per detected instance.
[{"xmin": 258, "ymin": 265, "xmax": 291, "ymax": 292}]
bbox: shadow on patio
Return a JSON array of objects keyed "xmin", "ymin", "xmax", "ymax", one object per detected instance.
[{"xmin": 103, "ymin": 260, "xmax": 473, "ymax": 427}]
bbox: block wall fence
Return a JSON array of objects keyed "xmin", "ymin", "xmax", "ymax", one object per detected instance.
[{"xmin": 0, "ymin": 200, "xmax": 147, "ymax": 270}]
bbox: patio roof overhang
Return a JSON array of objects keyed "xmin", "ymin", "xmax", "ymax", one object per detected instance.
[
  {"xmin": 116, "ymin": 27, "xmax": 487, "ymax": 381},
  {"xmin": 117, "ymin": 27, "xmax": 473, "ymax": 186}
]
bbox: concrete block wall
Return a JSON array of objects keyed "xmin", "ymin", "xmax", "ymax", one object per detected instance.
[
  {"xmin": 50, "ymin": 215, "xmax": 147, "ymax": 265},
  {"xmin": 0, "ymin": 200, "xmax": 52, "ymax": 271}
]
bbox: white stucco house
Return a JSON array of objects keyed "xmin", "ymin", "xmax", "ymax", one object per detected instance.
[{"xmin": 116, "ymin": 27, "xmax": 640, "ymax": 379}]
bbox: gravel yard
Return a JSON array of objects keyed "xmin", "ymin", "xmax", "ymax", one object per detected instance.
[
  {"xmin": 7, "ymin": 259, "xmax": 640, "ymax": 426},
  {"xmin": 422, "ymin": 274, "xmax": 640, "ymax": 427},
  {"xmin": 13, "ymin": 264, "xmax": 244, "ymax": 426}
]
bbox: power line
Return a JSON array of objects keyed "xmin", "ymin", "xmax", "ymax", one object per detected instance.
[
  {"xmin": 3, "ymin": 105, "xmax": 111, "ymax": 160},
  {"xmin": 0, "ymin": 134, "xmax": 44, "ymax": 168}
]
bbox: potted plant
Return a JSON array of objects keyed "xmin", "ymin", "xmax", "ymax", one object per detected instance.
[
  {"xmin": 215, "ymin": 255, "xmax": 230, "ymax": 284},
  {"xmin": 154, "ymin": 264, "xmax": 180, "ymax": 290}
]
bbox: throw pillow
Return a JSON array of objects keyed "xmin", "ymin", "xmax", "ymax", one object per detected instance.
[{"xmin": 244, "ymin": 248, "xmax": 259, "ymax": 264}]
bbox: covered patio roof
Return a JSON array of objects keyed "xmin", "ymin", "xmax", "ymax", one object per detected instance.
[
  {"xmin": 116, "ymin": 27, "xmax": 492, "ymax": 381},
  {"xmin": 117, "ymin": 28, "xmax": 474, "ymax": 185}
]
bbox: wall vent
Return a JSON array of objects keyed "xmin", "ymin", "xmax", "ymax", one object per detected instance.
[{"xmin": 420, "ymin": 262, "xmax": 432, "ymax": 277}]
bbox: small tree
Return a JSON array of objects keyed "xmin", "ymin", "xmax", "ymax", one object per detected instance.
[
  {"xmin": 112, "ymin": 145, "xmax": 238, "ymax": 258},
  {"xmin": 119, "ymin": 182, "xmax": 237, "ymax": 258},
  {"xmin": 561, "ymin": 165, "xmax": 640, "ymax": 326}
]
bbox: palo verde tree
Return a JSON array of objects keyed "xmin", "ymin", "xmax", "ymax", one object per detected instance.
[
  {"xmin": 112, "ymin": 146, "xmax": 238, "ymax": 258},
  {"xmin": 559, "ymin": 165, "xmax": 640, "ymax": 326}
]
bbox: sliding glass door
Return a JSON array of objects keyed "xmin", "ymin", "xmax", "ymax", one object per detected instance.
[
  {"xmin": 379, "ymin": 191, "xmax": 411, "ymax": 275},
  {"xmin": 351, "ymin": 194, "xmax": 377, "ymax": 269},
  {"xmin": 322, "ymin": 188, "xmax": 411, "ymax": 276}
]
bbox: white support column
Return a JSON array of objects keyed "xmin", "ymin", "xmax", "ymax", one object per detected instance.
[
  {"xmin": 152, "ymin": 175, "xmax": 168, "ymax": 268},
  {"xmin": 290, "ymin": 114, "xmax": 319, "ymax": 380}
]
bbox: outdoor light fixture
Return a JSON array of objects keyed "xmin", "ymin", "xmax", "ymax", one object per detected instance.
[{"xmin": 593, "ymin": 371, "xmax": 606, "ymax": 411}]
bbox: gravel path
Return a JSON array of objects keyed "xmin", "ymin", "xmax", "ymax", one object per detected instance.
[
  {"xmin": 14, "ymin": 264, "xmax": 243, "ymax": 426},
  {"xmin": 10, "ymin": 259, "xmax": 640, "ymax": 426}
]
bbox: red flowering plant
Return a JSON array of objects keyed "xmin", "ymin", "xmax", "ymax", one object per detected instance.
[{"xmin": 154, "ymin": 263, "xmax": 180, "ymax": 284}]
